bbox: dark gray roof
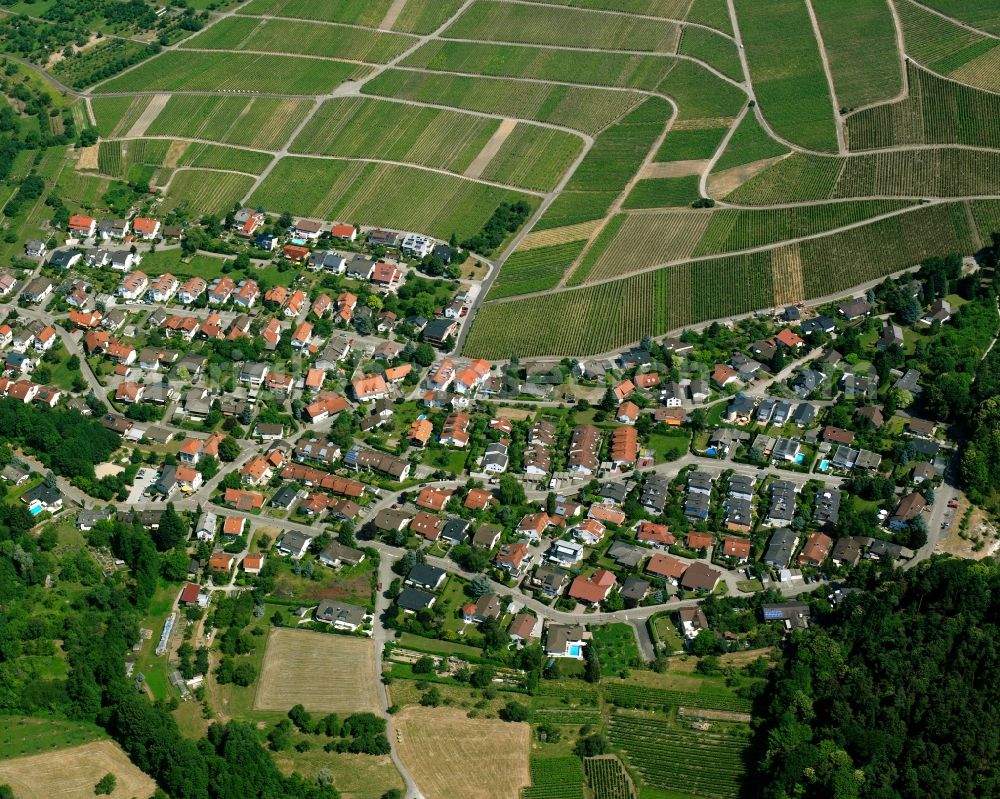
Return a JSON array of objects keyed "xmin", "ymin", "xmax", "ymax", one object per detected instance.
[
  {"xmin": 763, "ymin": 528, "xmax": 798, "ymax": 568},
  {"xmin": 407, "ymin": 563, "xmax": 446, "ymax": 589},
  {"xmin": 397, "ymin": 587, "xmax": 435, "ymax": 611}
]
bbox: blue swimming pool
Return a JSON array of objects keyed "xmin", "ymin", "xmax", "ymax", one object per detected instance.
[
  {"xmin": 568, "ymin": 644, "xmax": 583, "ymax": 658},
  {"xmin": 705, "ymin": 447, "xmax": 718, "ymax": 456},
  {"xmin": 28, "ymin": 504, "xmax": 42, "ymax": 516},
  {"xmin": 795, "ymin": 453, "xmax": 805, "ymax": 464},
  {"xmin": 819, "ymin": 459, "xmax": 830, "ymax": 471}
]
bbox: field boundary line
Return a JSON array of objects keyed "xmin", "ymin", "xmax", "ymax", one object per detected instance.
[
  {"xmin": 904, "ymin": 0, "xmax": 1000, "ymax": 40},
  {"xmin": 464, "ymin": 118, "xmax": 517, "ymax": 179}
]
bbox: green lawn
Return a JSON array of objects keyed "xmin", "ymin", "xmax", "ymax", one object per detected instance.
[
  {"xmin": 651, "ymin": 613, "xmax": 685, "ymax": 654},
  {"xmin": 648, "ymin": 430, "xmax": 691, "ymax": 462},
  {"xmin": 395, "ymin": 631, "xmax": 484, "ymax": 659},
  {"xmin": 134, "ymin": 580, "xmax": 182, "ymax": 700},
  {"xmin": 590, "ymin": 623, "xmax": 642, "ymax": 676}
]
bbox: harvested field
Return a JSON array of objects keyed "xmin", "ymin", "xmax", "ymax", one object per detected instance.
[
  {"xmin": 0, "ymin": 741, "xmax": 155, "ymax": 799},
  {"xmin": 520, "ymin": 219, "xmax": 602, "ymax": 249},
  {"xmin": 254, "ymin": 627, "xmax": 381, "ymax": 713},
  {"xmin": 394, "ymin": 706, "xmax": 531, "ymax": 799}
]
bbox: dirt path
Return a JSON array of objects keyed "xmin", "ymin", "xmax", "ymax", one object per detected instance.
[
  {"xmin": 124, "ymin": 92, "xmax": 170, "ymax": 138},
  {"xmin": 464, "ymin": 118, "xmax": 517, "ymax": 179},
  {"xmin": 803, "ymin": 0, "xmax": 847, "ymax": 154},
  {"xmin": 379, "ymin": 0, "xmax": 409, "ymax": 30},
  {"xmin": 642, "ymin": 159, "xmax": 707, "ymax": 178}
]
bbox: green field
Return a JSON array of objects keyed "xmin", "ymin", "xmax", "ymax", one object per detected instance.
[
  {"xmin": 687, "ymin": 0, "xmax": 733, "ymax": 34},
  {"xmin": 846, "ymin": 63, "xmax": 1000, "ymax": 150},
  {"xmin": 895, "ymin": 0, "xmax": 1000, "ymax": 92},
  {"xmin": 248, "ymin": 157, "xmax": 536, "ymax": 240},
  {"xmin": 478, "ymin": 124, "xmax": 584, "ymax": 192},
  {"xmin": 162, "ymin": 169, "xmax": 257, "ymax": 217},
  {"xmin": 94, "ymin": 51, "xmax": 367, "ymax": 94},
  {"xmin": 291, "ymin": 96, "xmax": 500, "ymax": 173},
  {"xmin": 812, "ymin": 0, "xmax": 903, "ymax": 110},
  {"xmin": 590, "ymin": 624, "xmax": 642, "ymax": 676},
  {"xmin": 0, "ymin": 716, "xmax": 108, "ymax": 759},
  {"xmin": 94, "ymin": 139, "xmax": 172, "ymax": 182},
  {"xmin": 53, "ymin": 39, "xmax": 158, "ymax": 89},
  {"xmin": 182, "ymin": 16, "xmax": 417, "ymax": 62},
  {"xmin": 623, "ymin": 176, "xmax": 701, "ymax": 209},
  {"xmin": 488, "ymin": 240, "xmax": 586, "ymax": 299},
  {"xmin": 143, "ymin": 95, "xmax": 314, "ymax": 151},
  {"xmin": 656, "ymin": 124, "xmax": 730, "ymax": 162},
  {"xmin": 733, "ymin": 0, "xmax": 839, "ymax": 151},
  {"xmin": 444, "ymin": 1, "xmax": 683, "ymax": 52},
  {"xmin": 237, "ymin": 0, "xmax": 465, "ymax": 34},
  {"xmin": 364, "ymin": 69, "xmax": 646, "ymax": 136}
]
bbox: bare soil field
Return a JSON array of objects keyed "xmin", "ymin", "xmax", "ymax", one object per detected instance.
[
  {"xmin": 393, "ymin": 706, "xmax": 531, "ymax": 799},
  {"xmin": 0, "ymin": 741, "xmax": 156, "ymax": 799},
  {"xmin": 254, "ymin": 627, "xmax": 381, "ymax": 713}
]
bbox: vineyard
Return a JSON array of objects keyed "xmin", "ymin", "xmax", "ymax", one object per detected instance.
[
  {"xmin": 444, "ymin": 1, "xmax": 683, "ymax": 52},
  {"xmin": 676, "ymin": 26, "xmax": 742, "ymax": 82},
  {"xmin": 608, "ymin": 712, "xmax": 749, "ymax": 799},
  {"xmin": 584, "ymin": 757, "xmax": 636, "ymax": 799},
  {"xmin": 691, "ymin": 201, "xmax": 917, "ymax": 257},
  {"xmin": 144, "ymin": 95, "xmax": 314, "ymax": 151},
  {"xmin": 733, "ymin": 0, "xmax": 839, "ymax": 152},
  {"xmin": 464, "ymin": 268, "xmax": 670, "ymax": 358},
  {"xmin": 236, "ymin": 0, "xmax": 465, "ymax": 33},
  {"xmin": 95, "ymin": 139, "xmax": 172, "ymax": 180},
  {"xmin": 91, "ymin": 96, "xmax": 154, "ymax": 138},
  {"xmin": 478, "ymin": 124, "xmax": 585, "ymax": 192},
  {"xmin": 909, "ymin": 0, "xmax": 1000, "ymax": 34},
  {"xmin": 603, "ymin": 681, "xmax": 753, "ymax": 714},
  {"xmin": 657, "ymin": 59, "xmax": 746, "ymax": 121},
  {"xmin": 573, "ymin": 211, "xmax": 710, "ymax": 283},
  {"xmin": 182, "ymin": 16, "xmax": 417, "ymax": 63},
  {"xmin": 723, "ymin": 153, "xmax": 844, "ymax": 204},
  {"xmin": 162, "ymin": 170, "xmax": 257, "ymax": 217},
  {"xmin": 811, "ymin": 0, "xmax": 903, "ymax": 110},
  {"xmin": 623, "ymin": 176, "xmax": 701, "ymax": 209},
  {"xmin": 94, "ymin": 51, "xmax": 367, "ymax": 94},
  {"xmin": 291, "ymin": 97, "xmax": 500, "ymax": 174},
  {"xmin": 177, "ymin": 143, "xmax": 272, "ymax": 175},
  {"xmin": 401, "ymin": 40, "xmax": 674, "ymax": 91},
  {"xmin": 712, "ymin": 112, "xmax": 789, "ymax": 172},
  {"xmin": 846, "ymin": 63, "xmax": 1000, "ymax": 150},
  {"xmin": 535, "ymin": 98, "xmax": 671, "ymax": 230},
  {"xmin": 488, "ymin": 240, "xmax": 587, "ymax": 299},
  {"xmin": 895, "ymin": 0, "xmax": 1000, "ymax": 92},
  {"xmin": 364, "ymin": 70, "xmax": 646, "ymax": 136},
  {"xmin": 521, "ymin": 756, "xmax": 585, "ymax": 799},
  {"xmin": 249, "ymin": 158, "xmax": 536, "ymax": 241},
  {"xmin": 531, "ymin": 707, "xmax": 603, "ymax": 727}
]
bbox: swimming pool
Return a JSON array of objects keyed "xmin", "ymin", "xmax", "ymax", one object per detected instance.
[
  {"xmin": 705, "ymin": 447, "xmax": 718, "ymax": 456},
  {"xmin": 795, "ymin": 453, "xmax": 805, "ymax": 464},
  {"xmin": 28, "ymin": 504, "xmax": 42, "ymax": 516},
  {"xmin": 568, "ymin": 644, "xmax": 583, "ymax": 658},
  {"xmin": 819, "ymin": 459, "xmax": 830, "ymax": 471}
]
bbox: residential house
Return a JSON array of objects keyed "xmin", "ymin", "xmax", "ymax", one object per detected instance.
[
  {"xmin": 568, "ymin": 569, "xmax": 616, "ymax": 605},
  {"xmin": 798, "ymin": 532, "xmax": 833, "ymax": 566},
  {"xmin": 406, "ymin": 563, "xmax": 446, "ymax": 591},
  {"xmin": 763, "ymin": 528, "xmax": 798, "ymax": 569},
  {"xmin": 495, "ymin": 542, "xmax": 531, "ymax": 577},
  {"xmin": 680, "ymin": 562, "xmax": 721, "ymax": 592},
  {"xmin": 277, "ymin": 531, "xmax": 312, "ymax": 559}
]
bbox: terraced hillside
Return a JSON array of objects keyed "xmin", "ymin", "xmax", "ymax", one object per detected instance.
[{"xmin": 49, "ymin": 0, "xmax": 1000, "ymax": 356}]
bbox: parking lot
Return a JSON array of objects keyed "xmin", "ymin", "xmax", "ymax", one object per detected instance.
[{"xmin": 126, "ymin": 467, "xmax": 159, "ymax": 504}]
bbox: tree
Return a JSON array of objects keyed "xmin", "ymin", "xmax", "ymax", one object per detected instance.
[
  {"xmin": 94, "ymin": 774, "xmax": 116, "ymax": 795},
  {"xmin": 604, "ymin": 588, "xmax": 625, "ymax": 612},
  {"xmin": 498, "ymin": 473, "xmax": 526, "ymax": 506},
  {"xmin": 413, "ymin": 343, "xmax": 436, "ymax": 367},
  {"xmin": 574, "ymin": 734, "xmax": 610, "ymax": 757},
  {"xmin": 600, "ymin": 386, "xmax": 617, "ymax": 412},
  {"xmin": 470, "ymin": 664, "xmax": 496, "ymax": 688},
  {"xmin": 218, "ymin": 436, "xmax": 241, "ymax": 462},
  {"xmin": 499, "ymin": 701, "xmax": 529, "ymax": 722},
  {"xmin": 469, "ymin": 574, "xmax": 492, "ymax": 597},
  {"xmin": 153, "ymin": 503, "xmax": 185, "ymax": 551},
  {"xmin": 583, "ymin": 644, "xmax": 602, "ymax": 683},
  {"xmin": 412, "ymin": 656, "xmax": 434, "ymax": 674}
]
